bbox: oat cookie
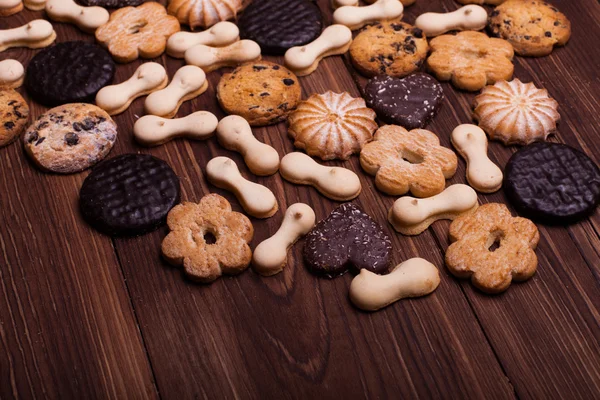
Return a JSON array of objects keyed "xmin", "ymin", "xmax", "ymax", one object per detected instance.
[
  {"xmin": 161, "ymin": 194, "xmax": 254, "ymax": 283},
  {"xmin": 217, "ymin": 61, "xmax": 301, "ymax": 127},
  {"xmin": 446, "ymin": 203, "xmax": 539, "ymax": 294},
  {"xmin": 23, "ymin": 104, "xmax": 117, "ymax": 174},
  {"xmin": 0, "ymin": 90, "xmax": 29, "ymax": 148},
  {"xmin": 427, "ymin": 31, "xmax": 514, "ymax": 91},
  {"xmin": 360, "ymin": 125, "xmax": 457, "ymax": 197},
  {"xmin": 489, "ymin": 0, "xmax": 571, "ymax": 57},
  {"xmin": 350, "ymin": 20, "xmax": 428, "ymax": 78}
]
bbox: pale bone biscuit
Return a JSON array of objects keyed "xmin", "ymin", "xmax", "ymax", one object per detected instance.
[
  {"xmin": 24, "ymin": 0, "xmax": 45, "ymax": 11},
  {"xmin": 0, "ymin": 0, "xmax": 22, "ymax": 16},
  {"xmin": 144, "ymin": 65, "xmax": 208, "ymax": 119},
  {"xmin": 96, "ymin": 63, "xmax": 168, "ymax": 116},
  {"xmin": 45, "ymin": 0, "xmax": 109, "ymax": 34},
  {"xmin": 0, "ymin": 20, "xmax": 56, "ymax": 53},
  {"xmin": 451, "ymin": 124, "xmax": 503, "ymax": 193},
  {"xmin": 184, "ymin": 40, "xmax": 261, "ymax": 73},
  {"xmin": 167, "ymin": 21, "xmax": 240, "ymax": 58},
  {"xmin": 333, "ymin": 0, "xmax": 404, "ymax": 31},
  {"xmin": 388, "ymin": 184, "xmax": 478, "ymax": 235},
  {"xmin": 0, "ymin": 59, "xmax": 24, "ymax": 89},
  {"xmin": 284, "ymin": 25, "xmax": 352, "ymax": 76},
  {"xmin": 457, "ymin": 0, "xmax": 504, "ymax": 4},
  {"xmin": 134, "ymin": 111, "xmax": 218, "ymax": 147},
  {"xmin": 349, "ymin": 258, "xmax": 440, "ymax": 311},
  {"xmin": 206, "ymin": 156, "xmax": 279, "ymax": 219},
  {"xmin": 252, "ymin": 203, "xmax": 316, "ymax": 276},
  {"xmin": 333, "ymin": 0, "xmax": 415, "ymax": 8},
  {"xmin": 415, "ymin": 5, "xmax": 488, "ymax": 37},
  {"xmin": 279, "ymin": 152, "xmax": 361, "ymax": 201},
  {"xmin": 215, "ymin": 115, "xmax": 280, "ymax": 176}
]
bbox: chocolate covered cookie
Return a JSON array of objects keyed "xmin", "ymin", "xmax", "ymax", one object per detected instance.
[
  {"xmin": 0, "ymin": 90, "xmax": 29, "ymax": 147},
  {"xmin": 364, "ymin": 73, "xmax": 443, "ymax": 129},
  {"xmin": 303, "ymin": 203, "xmax": 392, "ymax": 278},
  {"xmin": 25, "ymin": 41, "xmax": 116, "ymax": 107},
  {"xmin": 80, "ymin": 154, "xmax": 181, "ymax": 236},
  {"xmin": 504, "ymin": 143, "xmax": 600, "ymax": 224},
  {"xmin": 78, "ymin": 0, "xmax": 143, "ymax": 7},
  {"xmin": 238, "ymin": 0, "xmax": 323, "ymax": 55}
]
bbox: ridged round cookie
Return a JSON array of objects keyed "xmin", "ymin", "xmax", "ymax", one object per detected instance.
[
  {"xmin": 168, "ymin": 0, "xmax": 243, "ymax": 30},
  {"xmin": 0, "ymin": 90, "xmax": 29, "ymax": 147},
  {"xmin": 80, "ymin": 154, "xmax": 180, "ymax": 236},
  {"xmin": 23, "ymin": 104, "xmax": 117, "ymax": 174},
  {"xmin": 350, "ymin": 20, "xmax": 428, "ymax": 78},
  {"xmin": 217, "ymin": 61, "xmax": 301, "ymax": 127},
  {"xmin": 26, "ymin": 42, "xmax": 116, "ymax": 107},
  {"xmin": 238, "ymin": 0, "xmax": 323, "ymax": 55},
  {"xmin": 489, "ymin": 0, "xmax": 571, "ymax": 57},
  {"xmin": 287, "ymin": 91, "xmax": 377, "ymax": 160}
]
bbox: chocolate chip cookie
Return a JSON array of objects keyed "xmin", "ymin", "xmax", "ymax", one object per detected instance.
[{"xmin": 0, "ymin": 90, "xmax": 29, "ymax": 147}]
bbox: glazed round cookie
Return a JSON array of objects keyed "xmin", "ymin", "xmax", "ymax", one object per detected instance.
[
  {"xmin": 489, "ymin": 0, "xmax": 571, "ymax": 57},
  {"xmin": 238, "ymin": 0, "xmax": 323, "ymax": 55},
  {"xmin": 217, "ymin": 61, "xmax": 301, "ymax": 126},
  {"xmin": 349, "ymin": 20, "xmax": 428, "ymax": 78},
  {"xmin": 0, "ymin": 90, "xmax": 29, "ymax": 147},
  {"xmin": 80, "ymin": 154, "xmax": 180, "ymax": 236},
  {"xmin": 23, "ymin": 104, "xmax": 117, "ymax": 174},
  {"xmin": 25, "ymin": 41, "xmax": 116, "ymax": 107},
  {"xmin": 79, "ymin": 0, "xmax": 143, "ymax": 6},
  {"xmin": 504, "ymin": 143, "xmax": 600, "ymax": 224}
]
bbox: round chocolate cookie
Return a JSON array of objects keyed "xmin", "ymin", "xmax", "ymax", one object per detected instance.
[
  {"xmin": 364, "ymin": 73, "xmax": 444, "ymax": 129},
  {"xmin": 504, "ymin": 143, "xmax": 600, "ymax": 224},
  {"xmin": 0, "ymin": 90, "xmax": 29, "ymax": 147},
  {"xmin": 26, "ymin": 41, "xmax": 116, "ymax": 107},
  {"xmin": 238, "ymin": 0, "xmax": 323, "ymax": 55},
  {"xmin": 78, "ymin": 0, "xmax": 143, "ymax": 6},
  {"xmin": 80, "ymin": 154, "xmax": 181, "ymax": 236}
]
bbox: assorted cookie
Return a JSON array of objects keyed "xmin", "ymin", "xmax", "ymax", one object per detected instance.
[
  {"xmin": 184, "ymin": 40, "xmax": 262, "ymax": 72},
  {"xmin": 0, "ymin": 0, "xmax": 23, "ymax": 16},
  {"xmin": 134, "ymin": 111, "xmax": 218, "ymax": 147},
  {"xmin": 23, "ymin": 0, "xmax": 46, "ymax": 11},
  {"xmin": 333, "ymin": 0, "xmax": 404, "ymax": 31},
  {"xmin": 0, "ymin": 59, "xmax": 25, "ymax": 89},
  {"xmin": 415, "ymin": 5, "xmax": 488, "ymax": 37},
  {"xmin": 0, "ymin": 20, "xmax": 56, "ymax": 53},
  {"xmin": 45, "ymin": 0, "xmax": 109, "ymax": 34},
  {"xmin": 79, "ymin": 0, "xmax": 143, "ymax": 7},
  {"xmin": 167, "ymin": 21, "xmax": 240, "ymax": 58},
  {"xmin": 0, "ymin": 90, "xmax": 29, "ymax": 148},
  {"xmin": 168, "ymin": 0, "xmax": 243, "ymax": 31}
]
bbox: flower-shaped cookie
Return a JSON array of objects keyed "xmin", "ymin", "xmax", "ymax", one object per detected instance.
[
  {"xmin": 445, "ymin": 203, "xmax": 539, "ymax": 294},
  {"xmin": 96, "ymin": 2, "xmax": 180, "ymax": 63},
  {"xmin": 161, "ymin": 194, "xmax": 254, "ymax": 283},
  {"xmin": 427, "ymin": 31, "xmax": 514, "ymax": 91},
  {"xmin": 360, "ymin": 125, "xmax": 457, "ymax": 197}
]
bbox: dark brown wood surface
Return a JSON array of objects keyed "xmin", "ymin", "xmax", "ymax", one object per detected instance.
[{"xmin": 1, "ymin": 0, "xmax": 599, "ymax": 398}]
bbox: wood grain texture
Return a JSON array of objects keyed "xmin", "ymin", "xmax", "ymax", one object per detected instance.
[{"xmin": 0, "ymin": 0, "xmax": 599, "ymax": 398}]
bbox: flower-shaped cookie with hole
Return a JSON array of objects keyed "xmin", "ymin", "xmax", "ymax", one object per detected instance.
[
  {"xmin": 445, "ymin": 203, "xmax": 539, "ymax": 294},
  {"xmin": 95, "ymin": 2, "xmax": 180, "ymax": 63},
  {"xmin": 360, "ymin": 125, "xmax": 457, "ymax": 197},
  {"xmin": 161, "ymin": 194, "xmax": 254, "ymax": 283},
  {"xmin": 426, "ymin": 31, "xmax": 514, "ymax": 91}
]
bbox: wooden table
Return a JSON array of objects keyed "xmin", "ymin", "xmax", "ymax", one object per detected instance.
[{"xmin": 2, "ymin": 0, "xmax": 600, "ymax": 398}]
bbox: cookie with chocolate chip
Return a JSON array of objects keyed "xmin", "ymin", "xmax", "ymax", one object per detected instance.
[
  {"xmin": 23, "ymin": 104, "xmax": 117, "ymax": 174},
  {"xmin": 488, "ymin": 0, "xmax": 571, "ymax": 57},
  {"xmin": 216, "ymin": 61, "xmax": 301, "ymax": 126},
  {"xmin": 349, "ymin": 20, "xmax": 429, "ymax": 78},
  {"xmin": 0, "ymin": 90, "xmax": 29, "ymax": 147}
]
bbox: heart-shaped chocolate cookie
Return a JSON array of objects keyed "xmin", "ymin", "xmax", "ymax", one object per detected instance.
[
  {"xmin": 364, "ymin": 73, "xmax": 444, "ymax": 130},
  {"xmin": 303, "ymin": 203, "xmax": 392, "ymax": 278}
]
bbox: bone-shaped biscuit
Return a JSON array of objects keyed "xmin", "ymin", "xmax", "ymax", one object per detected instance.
[
  {"xmin": 167, "ymin": 21, "xmax": 240, "ymax": 59},
  {"xmin": 451, "ymin": 124, "xmax": 503, "ymax": 193},
  {"xmin": 96, "ymin": 63, "xmax": 168, "ymax": 116},
  {"xmin": 216, "ymin": 116, "xmax": 280, "ymax": 176},
  {"xmin": 24, "ymin": 0, "xmax": 45, "ymax": 11},
  {"xmin": 252, "ymin": 203, "xmax": 316, "ymax": 276},
  {"xmin": 0, "ymin": 59, "xmax": 24, "ymax": 89},
  {"xmin": 134, "ymin": 111, "xmax": 218, "ymax": 147},
  {"xmin": 206, "ymin": 157, "xmax": 279, "ymax": 219},
  {"xmin": 332, "ymin": 0, "xmax": 358, "ymax": 8},
  {"xmin": 333, "ymin": 0, "xmax": 404, "ymax": 31},
  {"xmin": 184, "ymin": 40, "xmax": 261, "ymax": 73},
  {"xmin": 0, "ymin": 0, "xmax": 22, "ymax": 16},
  {"xmin": 415, "ymin": 5, "xmax": 488, "ymax": 37},
  {"xmin": 389, "ymin": 184, "xmax": 478, "ymax": 235},
  {"xmin": 144, "ymin": 65, "xmax": 208, "ymax": 119},
  {"xmin": 0, "ymin": 20, "xmax": 56, "ymax": 52},
  {"xmin": 46, "ymin": 0, "xmax": 109, "ymax": 34},
  {"xmin": 280, "ymin": 152, "xmax": 361, "ymax": 201},
  {"xmin": 284, "ymin": 25, "xmax": 352, "ymax": 76},
  {"xmin": 349, "ymin": 258, "xmax": 441, "ymax": 311}
]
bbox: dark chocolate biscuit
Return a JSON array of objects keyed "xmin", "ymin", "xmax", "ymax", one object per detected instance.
[
  {"xmin": 364, "ymin": 73, "xmax": 444, "ymax": 129},
  {"xmin": 303, "ymin": 203, "xmax": 392, "ymax": 278},
  {"xmin": 77, "ymin": 0, "xmax": 143, "ymax": 7},
  {"xmin": 238, "ymin": 0, "xmax": 323, "ymax": 55},
  {"xmin": 80, "ymin": 154, "xmax": 181, "ymax": 236},
  {"xmin": 504, "ymin": 143, "xmax": 600, "ymax": 224},
  {"xmin": 26, "ymin": 41, "xmax": 116, "ymax": 107}
]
